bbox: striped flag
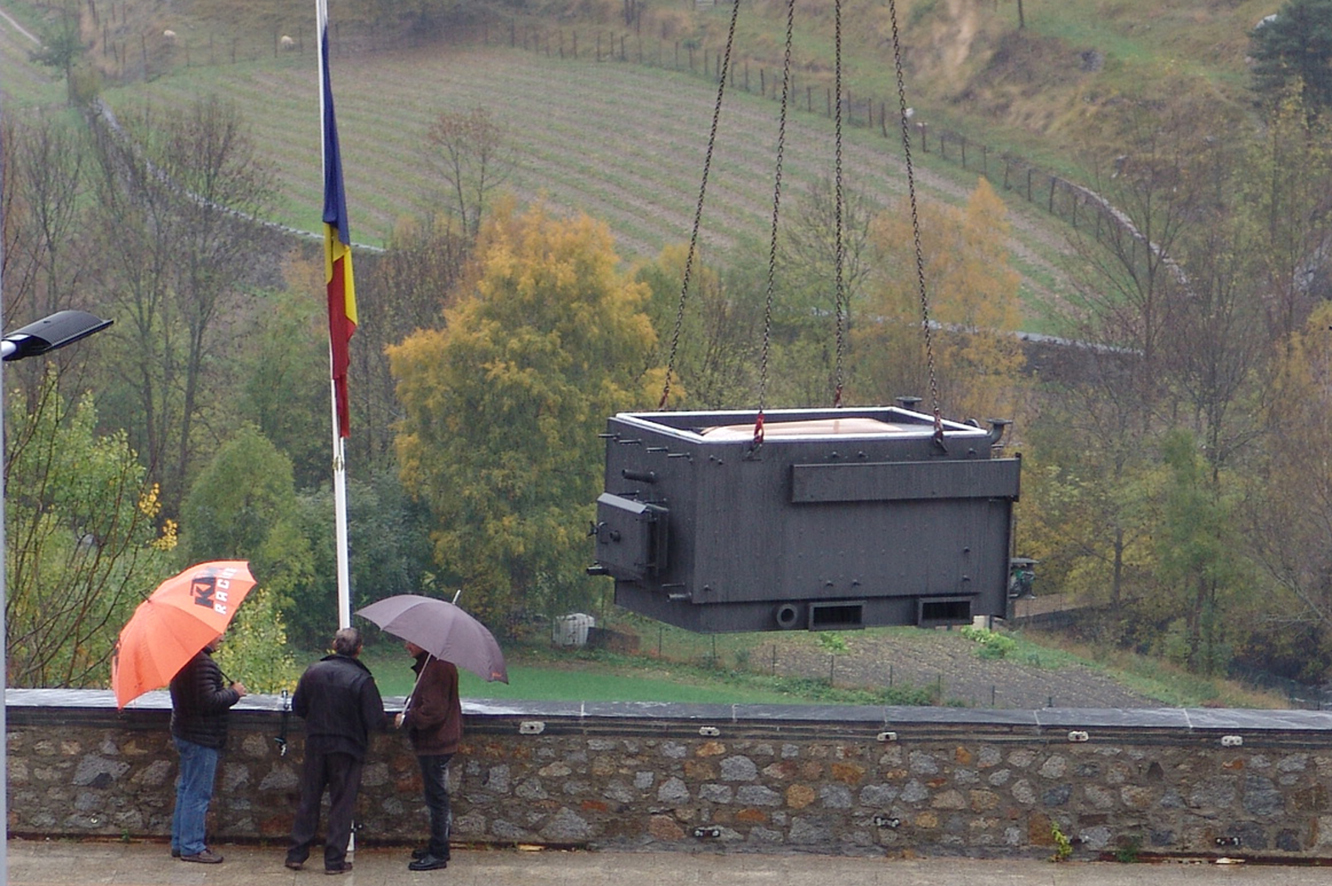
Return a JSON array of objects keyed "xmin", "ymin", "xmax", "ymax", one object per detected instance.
[{"xmin": 319, "ymin": 0, "xmax": 357, "ymax": 438}]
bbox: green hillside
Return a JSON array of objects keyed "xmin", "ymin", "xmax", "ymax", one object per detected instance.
[
  {"xmin": 0, "ymin": 0, "xmax": 1096, "ymax": 326},
  {"xmin": 5, "ymin": 0, "xmax": 1281, "ymax": 324}
]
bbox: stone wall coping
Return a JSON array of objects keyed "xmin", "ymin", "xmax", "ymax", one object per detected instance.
[{"xmin": 8, "ymin": 688, "xmax": 1332, "ymax": 735}]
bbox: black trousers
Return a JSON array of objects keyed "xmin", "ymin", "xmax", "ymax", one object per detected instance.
[
  {"xmin": 418, "ymin": 753, "xmax": 454, "ymax": 858},
  {"xmin": 287, "ymin": 748, "xmax": 363, "ymax": 869}
]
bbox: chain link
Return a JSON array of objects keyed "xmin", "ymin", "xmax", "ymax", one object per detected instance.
[
  {"xmin": 887, "ymin": 0, "xmax": 941, "ymax": 431},
  {"xmin": 659, "ymin": 0, "xmax": 742, "ymax": 409},
  {"xmin": 832, "ymin": 0, "xmax": 845, "ymax": 408},
  {"xmin": 755, "ymin": 0, "xmax": 796, "ymax": 446}
]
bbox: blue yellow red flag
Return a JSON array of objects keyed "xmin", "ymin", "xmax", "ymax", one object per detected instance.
[{"xmin": 319, "ymin": 0, "xmax": 357, "ymax": 438}]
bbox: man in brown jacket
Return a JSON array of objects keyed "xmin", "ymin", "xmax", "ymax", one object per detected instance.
[{"xmin": 395, "ymin": 641, "xmax": 460, "ymax": 872}]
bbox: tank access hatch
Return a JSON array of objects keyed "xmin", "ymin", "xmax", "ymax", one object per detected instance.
[{"xmin": 589, "ymin": 406, "xmax": 1021, "ymax": 633}]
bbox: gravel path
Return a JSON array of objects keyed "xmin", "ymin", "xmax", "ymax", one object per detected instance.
[{"xmin": 767, "ymin": 628, "xmax": 1159, "ymax": 710}]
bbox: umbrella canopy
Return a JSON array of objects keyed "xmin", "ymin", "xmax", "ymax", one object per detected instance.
[
  {"xmin": 356, "ymin": 594, "xmax": 508, "ymax": 683},
  {"xmin": 111, "ymin": 560, "xmax": 256, "ymax": 709}
]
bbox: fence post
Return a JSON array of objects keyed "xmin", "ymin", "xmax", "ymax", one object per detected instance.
[
  {"xmin": 940, "ymin": 130, "xmax": 946, "ymax": 160},
  {"xmin": 1026, "ymin": 167, "xmax": 1033, "ymax": 202},
  {"xmin": 982, "ymin": 144, "xmax": 988, "ymax": 176},
  {"xmin": 1049, "ymin": 176, "xmax": 1057, "ymax": 213},
  {"xmin": 960, "ymin": 135, "xmax": 967, "ymax": 168},
  {"xmin": 919, "ymin": 121, "xmax": 927, "ymax": 152}
]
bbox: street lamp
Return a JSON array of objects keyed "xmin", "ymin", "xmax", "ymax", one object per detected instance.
[
  {"xmin": 0, "ymin": 309, "xmax": 113, "ymax": 884},
  {"xmin": 1, "ymin": 310, "xmax": 114, "ymax": 361}
]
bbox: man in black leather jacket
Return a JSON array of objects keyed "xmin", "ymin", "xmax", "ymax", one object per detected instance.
[
  {"xmin": 169, "ymin": 634, "xmax": 247, "ymax": 864},
  {"xmin": 284, "ymin": 627, "xmax": 388, "ymax": 875}
]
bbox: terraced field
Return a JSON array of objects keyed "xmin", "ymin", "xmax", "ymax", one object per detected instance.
[{"xmin": 85, "ymin": 42, "xmax": 1077, "ymax": 317}]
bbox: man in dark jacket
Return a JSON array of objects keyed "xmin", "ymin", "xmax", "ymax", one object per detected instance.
[
  {"xmin": 169, "ymin": 634, "xmax": 247, "ymax": 864},
  {"xmin": 396, "ymin": 641, "xmax": 461, "ymax": 872},
  {"xmin": 285, "ymin": 627, "xmax": 387, "ymax": 875}
]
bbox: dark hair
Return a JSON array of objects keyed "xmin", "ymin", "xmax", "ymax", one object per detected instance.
[{"xmin": 333, "ymin": 627, "xmax": 362, "ymax": 656}]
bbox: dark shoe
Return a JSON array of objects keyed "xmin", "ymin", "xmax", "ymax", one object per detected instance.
[
  {"xmin": 409, "ymin": 853, "xmax": 448, "ymax": 871},
  {"xmin": 181, "ymin": 849, "xmax": 224, "ymax": 864},
  {"xmin": 171, "ymin": 848, "xmax": 180, "ymax": 858},
  {"xmin": 325, "ymin": 862, "xmax": 353, "ymax": 875},
  {"xmin": 411, "ymin": 847, "xmax": 430, "ymax": 860},
  {"xmin": 285, "ymin": 859, "xmax": 305, "ymax": 870}
]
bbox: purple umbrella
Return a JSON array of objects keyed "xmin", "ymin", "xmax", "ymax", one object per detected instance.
[{"xmin": 356, "ymin": 594, "xmax": 508, "ymax": 683}]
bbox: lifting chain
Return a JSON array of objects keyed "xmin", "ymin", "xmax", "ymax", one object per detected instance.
[
  {"xmin": 754, "ymin": 0, "xmax": 796, "ymax": 448},
  {"xmin": 832, "ymin": 0, "xmax": 846, "ymax": 408},
  {"xmin": 887, "ymin": 0, "xmax": 943, "ymax": 441},
  {"xmin": 659, "ymin": 0, "xmax": 742, "ymax": 409}
]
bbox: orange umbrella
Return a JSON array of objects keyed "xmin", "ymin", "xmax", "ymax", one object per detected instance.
[{"xmin": 111, "ymin": 560, "xmax": 256, "ymax": 709}]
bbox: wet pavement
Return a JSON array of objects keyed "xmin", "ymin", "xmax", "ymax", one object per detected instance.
[{"xmin": 7, "ymin": 838, "xmax": 1332, "ymax": 886}]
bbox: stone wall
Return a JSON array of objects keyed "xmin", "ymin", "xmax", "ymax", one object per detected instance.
[{"xmin": 9, "ymin": 690, "xmax": 1332, "ymax": 860}]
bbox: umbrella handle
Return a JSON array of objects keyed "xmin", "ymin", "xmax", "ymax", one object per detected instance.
[{"xmin": 401, "ymin": 654, "xmax": 434, "ymax": 721}]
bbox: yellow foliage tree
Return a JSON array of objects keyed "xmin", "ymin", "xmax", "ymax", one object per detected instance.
[
  {"xmin": 854, "ymin": 178, "xmax": 1025, "ymax": 423},
  {"xmin": 388, "ymin": 200, "xmax": 662, "ymax": 631}
]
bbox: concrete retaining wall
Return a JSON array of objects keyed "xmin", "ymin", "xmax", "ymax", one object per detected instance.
[{"xmin": 9, "ymin": 690, "xmax": 1332, "ymax": 859}]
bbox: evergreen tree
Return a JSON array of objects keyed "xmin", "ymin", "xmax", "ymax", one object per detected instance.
[{"xmin": 1250, "ymin": 0, "xmax": 1332, "ymax": 112}]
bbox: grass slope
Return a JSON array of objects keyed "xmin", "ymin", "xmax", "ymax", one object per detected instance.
[{"xmin": 86, "ymin": 41, "xmax": 1077, "ymax": 323}]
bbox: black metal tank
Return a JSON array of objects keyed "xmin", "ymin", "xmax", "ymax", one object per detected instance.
[{"xmin": 590, "ymin": 405, "xmax": 1020, "ymax": 633}]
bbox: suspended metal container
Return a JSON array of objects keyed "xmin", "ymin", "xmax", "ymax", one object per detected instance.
[{"xmin": 590, "ymin": 405, "xmax": 1020, "ymax": 633}]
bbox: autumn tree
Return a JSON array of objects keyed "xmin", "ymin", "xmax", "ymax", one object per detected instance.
[
  {"xmin": 389, "ymin": 201, "xmax": 661, "ymax": 632},
  {"xmin": 294, "ymin": 468, "xmax": 434, "ymax": 647},
  {"xmin": 1242, "ymin": 303, "xmax": 1332, "ymax": 679},
  {"xmin": 89, "ymin": 95, "xmax": 277, "ymax": 517},
  {"xmin": 1, "ymin": 115, "xmax": 104, "ymax": 409},
  {"xmin": 636, "ymin": 244, "xmax": 764, "ymax": 409},
  {"xmin": 1239, "ymin": 91, "xmax": 1332, "ymax": 344},
  {"xmin": 180, "ymin": 424, "xmax": 308, "ymax": 685},
  {"xmin": 180, "ymin": 423, "xmax": 314, "ymax": 615},
  {"xmin": 855, "ymin": 178, "xmax": 1025, "ymax": 422},
  {"xmin": 1146, "ymin": 431, "xmax": 1248, "ymax": 674},
  {"xmin": 5, "ymin": 371, "xmax": 177, "ymax": 688},
  {"xmin": 1030, "ymin": 103, "xmax": 1223, "ymax": 627},
  {"xmin": 420, "ymin": 107, "xmax": 514, "ymax": 241},
  {"xmin": 350, "ymin": 218, "xmax": 470, "ymax": 467}
]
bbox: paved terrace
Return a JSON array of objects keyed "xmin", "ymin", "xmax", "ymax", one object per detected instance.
[{"xmin": 9, "ymin": 837, "xmax": 1332, "ymax": 885}]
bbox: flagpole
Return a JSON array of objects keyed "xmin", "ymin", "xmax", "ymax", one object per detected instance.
[
  {"xmin": 331, "ymin": 388, "xmax": 351, "ymax": 630},
  {"xmin": 318, "ymin": 0, "xmax": 355, "ymax": 632}
]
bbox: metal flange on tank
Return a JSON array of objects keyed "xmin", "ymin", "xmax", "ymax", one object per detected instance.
[{"xmin": 588, "ymin": 405, "xmax": 1021, "ymax": 633}]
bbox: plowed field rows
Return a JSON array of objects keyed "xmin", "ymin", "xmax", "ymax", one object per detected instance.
[{"xmin": 97, "ymin": 43, "xmax": 1073, "ymax": 308}]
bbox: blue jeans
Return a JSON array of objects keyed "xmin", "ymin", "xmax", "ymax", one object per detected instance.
[{"xmin": 171, "ymin": 737, "xmax": 220, "ymax": 857}]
